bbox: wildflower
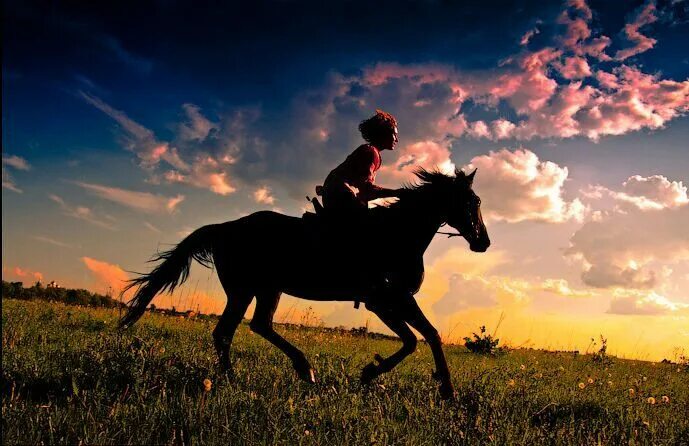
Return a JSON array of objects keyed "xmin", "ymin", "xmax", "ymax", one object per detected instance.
[
  {"xmin": 508, "ymin": 379, "xmax": 516, "ymax": 387},
  {"xmin": 304, "ymin": 430, "xmax": 311, "ymax": 436},
  {"xmin": 661, "ymin": 395, "xmax": 670, "ymax": 404},
  {"xmin": 520, "ymin": 364, "xmax": 526, "ymax": 370},
  {"xmin": 203, "ymin": 378, "xmax": 212, "ymax": 392},
  {"xmin": 578, "ymin": 382, "xmax": 586, "ymax": 389},
  {"xmin": 608, "ymin": 381, "xmax": 613, "ymax": 386},
  {"xmin": 559, "ymin": 366, "xmax": 565, "ymax": 371},
  {"xmin": 587, "ymin": 377, "xmax": 594, "ymax": 384},
  {"xmin": 628, "ymin": 388, "xmax": 635, "ymax": 396},
  {"xmin": 642, "ymin": 376, "xmax": 648, "ymax": 382},
  {"xmin": 647, "ymin": 397, "xmax": 656, "ymax": 405}
]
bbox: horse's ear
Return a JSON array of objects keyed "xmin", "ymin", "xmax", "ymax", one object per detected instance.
[
  {"xmin": 467, "ymin": 168, "xmax": 477, "ymax": 184},
  {"xmin": 455, "ymin": 167, "xmax": 465, "ymax": 178}
]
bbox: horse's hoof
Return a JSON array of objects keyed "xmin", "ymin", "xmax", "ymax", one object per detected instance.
[
  {"xmin": 221, "ymin": 367, "xmax": 235, "ymax": 381},
  {"xmin": 360, "ymin": 362, "xmax": 378, "ymax": 385},
  {"xmin": 439, "ymin": 383, "xmax": 456, "ymax": 400},
  {"xmin": 295, "ymin": 364, "xmax": 316, "ymax": 383}
]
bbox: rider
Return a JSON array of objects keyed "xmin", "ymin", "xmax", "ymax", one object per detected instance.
[
  {"xmin": 317, "ymin": 110, "xmax": 403, "ymax": 309},
  {"xmin": 318, "ymin": 110, "xmax": 402, "ymax": 218}
]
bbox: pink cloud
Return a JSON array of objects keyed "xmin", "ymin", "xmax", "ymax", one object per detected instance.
[
  {"xmin": 253, "ymin": 185, "xmax": 275, "ymax": 205},
  {"xmin": 464, "ymin": 148, "xmax": 585, "ymax": 223},
  {"xmin": 582, "ymin": 174, "xmax": 688, "ymax": 211},
  {"xmin": 344, "ymin": 1, "xmax": 686, "ymax": 143},
  {"xmin": 556, "ymin": 56, "xmax": 592, "ymax": 80},
  {"xmin": 520, "ymin": 27, "xmax": 540, "ymax": 46},
  {"xmin": 378, "ymin": 140, "xmax": 455, "ymax": 184},
  {"xmin": 49, "ymin": 194, "xmax": 117, "ymax": 230},
  {"xmin": 74, "ymin": 181, "xmax": 185, "ymax": 213},
  {"xmin": 615, "ymin": 1, "xmax": 658, "ymax": 61}
]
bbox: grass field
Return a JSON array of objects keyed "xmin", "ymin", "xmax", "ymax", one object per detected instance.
[{"xmin": 2, "ymin": 299, "xmax": 688, "ymax": 445}]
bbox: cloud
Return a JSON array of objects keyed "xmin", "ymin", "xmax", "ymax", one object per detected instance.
[
  {"xmin": 177, "ymin": 103, "xmax": 217, "ymax": 142},
  {"xmin": 583, "ymin": 175, "xmax": 688, "ymax": 212},
  {"xmin": 567, "ymin": 180, "xmax": 689, "ymax": 288},
  {"xmin": 378, "ymin": 140, "xmax": 455, "ymax": 184},
  {"xmin": 80, "ymin": 91, "xmax": 185, "ymax": 170},
  {"xmin": 79, "ymin": 0, "xmax": 688, "ymax": 206},
  {"xmin": 617, "ymin": 175, "xmax": 688, "ymax": 210},
  {"xmin": 520, "ymin": 27, "xmax": 540, "ymax": 46},
  {"xmin": 555, "ymin": 56, "xmax": 592, "ymax": 80},
  {"xmin": 32, "ymin": 235, "xmax": 72, "ymax": 248},
  {"xmin": 253, "ymin": 186, "xmax": 275, "ymax": 205},
  {"xmin": 82, "ymin": 256, "xmax": 130, "ymax": 294},
  {"xmin": 49, "ymin": 194, "xmax": 117, "ymax": 230},
  {"xmin": 4, "ymin": 266, "xmax": 44, "ymax": 282},
  {"xmin": 100, "ymin": 35, "xmax": 153, "ymax": 74},
  {"xmin": 73, "ymin": 181, "xmax": 184, "ymax": 214},
  {"xmin": 540, "ymin": 278, "xmax": 597, "ymax": 297},
  {"xmin": 143, "ymin": 222, "xmax": 161, "ymax": 233},
  {"xmin": 82, "ymin": 93, "xmax": 260, "ymax": 196},
  {"xmin": 2, "ymin": 155, "xmax": 31, "ymax": 171},
  {"xmin": 608, "ymin": 289, "xmax": 688, "ymax": 315},
  {"xmin": 2, "ymin": 154, "xmax": 31, "ymax": 193},
  {"xmin": 338, "ymin": 1, "xmax": 687, "ymax": 143},
  {"xmin": 464, "ymin": 148, "xmax": 585, "ymax": 223},
  {"xmin": 615, "ymin": 1, "xmax": 658, "ymax": 61}
]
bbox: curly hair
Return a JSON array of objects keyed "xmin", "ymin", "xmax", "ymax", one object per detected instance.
[{"xmin": 358, "ymin": 109, "xmax": 397, "ymax": 143}]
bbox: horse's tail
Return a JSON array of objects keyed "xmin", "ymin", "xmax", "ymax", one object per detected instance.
[{"xmin": 119, "ymin": 224, "xmax": 218, "ymax": 329}]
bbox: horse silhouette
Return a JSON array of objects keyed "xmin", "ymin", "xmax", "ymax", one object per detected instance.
[{"xmin": 120, "ymin": 168, "xmax": 490, "ymax": 399}]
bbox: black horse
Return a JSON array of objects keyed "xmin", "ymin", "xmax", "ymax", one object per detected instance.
[{"xmin": 120, "ymin": 168, "xmax": 490, "ymax": 399}]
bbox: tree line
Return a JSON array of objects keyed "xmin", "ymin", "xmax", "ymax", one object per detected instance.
[{"xmin": 1, "ymin": 280, "xmax": 123, "ymax": 308}]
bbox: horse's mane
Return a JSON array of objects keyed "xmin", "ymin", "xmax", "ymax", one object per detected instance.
[{"xmin": 374, "ymin": 168, "xmax": 457, "ymax": 213}]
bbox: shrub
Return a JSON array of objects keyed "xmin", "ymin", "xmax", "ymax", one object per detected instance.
[{"xmin": 463, "ymin": 325, "xmax": 505, "ymax": 355}]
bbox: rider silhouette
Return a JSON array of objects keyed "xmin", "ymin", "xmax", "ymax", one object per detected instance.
[
  {"xmin": 318, "ymin": 110, "xmax": 402, "ymax": 218},
  {"xmin": 316, "ymin": 110, "xmax": 404, "ymax": 309}
]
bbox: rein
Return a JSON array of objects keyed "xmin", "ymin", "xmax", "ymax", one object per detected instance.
[{"xmin": 436, "ymin": 223, "xmax": 462, "ymax": 238}]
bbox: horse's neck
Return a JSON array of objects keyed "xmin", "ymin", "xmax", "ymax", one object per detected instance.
[{"xmin": 389, "ymin": 194, "xmax": 444, "ymax": 256}]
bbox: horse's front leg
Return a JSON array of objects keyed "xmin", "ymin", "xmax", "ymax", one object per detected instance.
[
  {"xmin": 401, "ymin": 297, "xmax": 455, "ymax": 400},
  {"xmin": 360, "ymin": 304, "xmax": 417, "ymax": 385}
]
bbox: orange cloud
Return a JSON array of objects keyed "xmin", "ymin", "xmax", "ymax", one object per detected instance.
[
  {"xmin": 81, "ymin": 257, "xmax": 130, "ymax": 295},
  {"xmin": 3, "ymin": 266, "xmax": 44, "ymax": 283}
]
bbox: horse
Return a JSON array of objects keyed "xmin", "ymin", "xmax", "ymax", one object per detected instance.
[{"xmin": 119, "ymin": 168, "xmax": 490, "ymax": 399}]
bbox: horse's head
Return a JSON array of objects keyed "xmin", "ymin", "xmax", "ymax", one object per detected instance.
[{"xmin": 446, "ymin": 168, "xmax": 490, "ymax": 252}]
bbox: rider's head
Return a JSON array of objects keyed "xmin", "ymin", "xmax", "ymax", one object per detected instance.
[{"xmin": 359, "ymin": 110, "xmax": 399, "ymax": 151}]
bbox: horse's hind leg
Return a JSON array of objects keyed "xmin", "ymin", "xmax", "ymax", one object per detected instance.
[
  {"xmin": 361, "ymin": 305, "xmax": 417, "ymax": 385},
  {"xmin": 213, "ymin": 291, "xmax": 253, "ymax": 375},
  {"xmin": 250, "ymin": 291, "xmax": 316, "ymax": 383}
]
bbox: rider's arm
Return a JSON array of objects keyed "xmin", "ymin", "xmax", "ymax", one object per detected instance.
[{"xmin": 347, "ymin": 146, "xmax": 401, "ymax": 201}]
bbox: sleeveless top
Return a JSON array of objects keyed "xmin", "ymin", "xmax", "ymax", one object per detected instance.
[{"xmin": 323, "ymin": 144, "xmax": 382, "ymax": 200}]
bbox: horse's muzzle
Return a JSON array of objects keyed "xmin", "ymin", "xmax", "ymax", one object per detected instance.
[{"xmin": 469, "ymin": 236, "xmax": 491, "ymax": 253}]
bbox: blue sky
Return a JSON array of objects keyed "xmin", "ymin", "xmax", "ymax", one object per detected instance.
[{"xmin": 3, "ymin": 0, "xmax": 689, "ymax": 359}]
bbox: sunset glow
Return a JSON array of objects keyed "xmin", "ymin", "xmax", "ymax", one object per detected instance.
[{"xmin": 4, "ymin": 0, "xmax": 688, "ymax": 362}]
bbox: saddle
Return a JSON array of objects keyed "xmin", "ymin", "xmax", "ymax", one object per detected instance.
[{"xmin": 302, "ymin": 185, "xmax": 368, "ymax": 309}]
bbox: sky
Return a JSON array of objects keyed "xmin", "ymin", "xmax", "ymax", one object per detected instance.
[{"xmin": 3, "ymin": 0, "xmax": 689, "ymax": 361}]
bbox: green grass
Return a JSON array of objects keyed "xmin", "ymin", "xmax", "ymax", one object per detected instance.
[{"xmin": 2, "ymin": 299, "xmax": 688, "ymax": 445}]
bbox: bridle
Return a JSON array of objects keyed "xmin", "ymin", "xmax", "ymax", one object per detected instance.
[{"xmin": 436, "ymin": 222, "xmax": 462, "ymax": 238}]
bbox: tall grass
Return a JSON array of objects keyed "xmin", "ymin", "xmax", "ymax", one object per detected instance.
[{"xmin": 2, "ymin": 299, "xmax": 688, "ymax": 445}]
